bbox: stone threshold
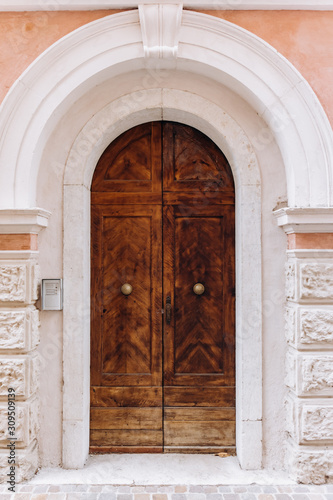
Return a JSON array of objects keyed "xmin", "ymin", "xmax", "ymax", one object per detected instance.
[{"xmin": 27, "ymin": 455, "xmax": 293, "ymax": 486}]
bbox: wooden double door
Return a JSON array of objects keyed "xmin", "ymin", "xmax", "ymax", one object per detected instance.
[{"xmin": 90, "ymin": 122, "xmax": 235, "ymax": 454}]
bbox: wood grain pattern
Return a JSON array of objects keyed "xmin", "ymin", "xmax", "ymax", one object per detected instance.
[
  {"xmin": 163, "ymin": 122, "xmax": 234, "ymax": 194},
  {"xmin": 90, "ymin": 446, "xmax": 163, "ymax": 454},
  {"xmin": 164, "ymin": 447, "xmax": 236, "ymax": 455},
  {"xmin": 90, "ymin": 429, "xmax": 163, "ymax": 446},
  {"xmin": 92, "ymin": 122, "xmax": 162, "ymax": 196},
  {"xmin": 164, "ymin": 421, "xmax": 235, "ymax": 446},
  {"xmin": 164, "ymin": 387, "xmax": 235, "ymax": 407},
  {"xmin": 90, "ymin": 408, "xmax": 162, "ymax": 429},
  {"xmin": 90, "ymin": 121, "xmax": 235, "ymax": 453},
  {"xmin": 164, "ymin": 408, "xmax": 235, "ymax": 421},
  {"xmin": 90, "ymin": 387, "xmax": 162, "ymax": 407}
]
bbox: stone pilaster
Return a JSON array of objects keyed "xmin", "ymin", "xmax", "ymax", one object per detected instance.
[
  {"xmin": 0, "ymin": 209, "xmax": 50, "ymax": 484},
  {"xmin": 275, "ymin": 207, "xmax": 333, "ymax": 484}
]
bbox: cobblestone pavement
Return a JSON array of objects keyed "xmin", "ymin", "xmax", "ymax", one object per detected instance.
[{"xmin": 0, "ymin": 484, "xmax": 333, "ymax": 499}]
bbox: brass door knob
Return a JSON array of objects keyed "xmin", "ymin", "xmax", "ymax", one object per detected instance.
[
  {"xmin": 193, "ymin": 283, "xmax": 205, "ymax": 295},
  {"xmin": 121, "ymin": 283, "xmax": 133, "ymax": 295}
]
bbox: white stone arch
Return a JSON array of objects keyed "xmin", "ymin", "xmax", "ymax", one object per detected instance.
[
  {"xmin": 0, "ymin": 6, "xmax": 332, "ymax": 476},
  {"xmin": 0, "ymin": 9, "xmax": 332, "ymax": 209},
  {"xmin": 63, "ymin": 88, "xmax": 262, "ymax": 469}
]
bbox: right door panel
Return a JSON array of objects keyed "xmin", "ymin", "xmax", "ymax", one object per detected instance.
[
  {"xmin": 162, "ymin": 121, "xmax": 235, "ymax": 454},
  {"xmin": 163, "ymin": 205, "xmax": 235, "ymax": 453}
]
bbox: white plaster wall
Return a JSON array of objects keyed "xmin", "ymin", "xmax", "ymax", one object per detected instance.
[{"xmin": 36, "ymin": 69, "xmax": 287, "ymax": 469}]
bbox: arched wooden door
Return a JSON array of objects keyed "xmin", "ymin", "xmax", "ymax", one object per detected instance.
[{"xmin": 90, "ymin": 122, "xmax": 235, "ymax": 454}]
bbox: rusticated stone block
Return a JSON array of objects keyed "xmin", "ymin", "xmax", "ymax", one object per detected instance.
[
  {"xmin": 301, "ymin": 356, "xmax": 333, "ymax": 395},
  {"xmin": 0, "ymin": 404, "xmax": 26, "ymax": 445},
  {"xmin": 300, "ymin": 308, "xmax": 333, "ymax": 344},
  {"xmin": 286, "ymin": 261, "xmax": 296, "ymax": 300},
  {"xmin": 0, "ymin": 398, "xmax": 38, "ymax": 447},
  {"xmin": 0, "ymin": 261, "xmax": 39, "ymax": 305},
  {"xmin": 0, "ymin": 354, "xmax": 39, "ymax": 398},
  {"xmin": 0, "ymin": 308, "xmax": 40, "ymax": 351},
  {"xmin": 287, "ymin": 442, "xmax": 333, "ymax": 484},
  {"xmin": 0, "ymin": 265, "xmax": 26, "ymax": 302},
  {"xmin": 300, "ymin": 263, "xmax": 333, "ymax": 301},
  {"xmin": 0, "ymin": 439, "xmax": 38, "ymax": 484},
  {"xmin": 0, "ymin": 310, "xmax": 25, "ymax": 349},
  {"xmin": 0, "ymin": 358, "xmax": 25, "ymax": 396},
  {"xmin": 301, "ymin": 404, "xmax": 333, "ymax": 443}
]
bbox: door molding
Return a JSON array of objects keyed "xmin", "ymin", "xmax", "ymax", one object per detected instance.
[{"xmin": 63, "ymin": 88, "xmax": 262, "ymax": 469}]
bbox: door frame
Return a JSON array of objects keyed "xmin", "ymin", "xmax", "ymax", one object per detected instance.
[{"xmin": 63, "ymin": 88, "xmax": 262, "ymax": 469}]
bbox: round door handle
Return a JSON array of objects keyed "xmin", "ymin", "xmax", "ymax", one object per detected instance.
[
  {"xmin": 193, "ymin": 283, "xmax": 205, "ymax": 295},
  {"xmin": 121, "ymin": 283, "xmax": 133, "ymax": 296}
]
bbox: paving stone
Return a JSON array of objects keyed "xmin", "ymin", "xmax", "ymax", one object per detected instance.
[
  {"xmin": 262, "ymin": 487, "xmax": 277, "ymax": 493},
  {"xmin": 74, "ymin": 485, "xmax": 90, "ymax": 492},
  {"xmin": 70, "ymin": 494, "xmax": 98, "ymax": 500},
  {"xmin": 206, "ymin": 494, "xmax": 223, "ymax": 500},
  {"xmin": 7, "ymin": 494, "xmax": 31, "ymax": 500},
  {"xmin": 307, "ymin": 495, "xmax": 325, "ymax": 500},
  {"xmin": 189, "ymin": 486, "xmax": 204, "ymax": 493},
  {"xmin": 145, "ymin": 488, "xmax": 158, "ymax": 493},
  {"xmin": 152, "ymin": 495, "xmax": 169, "ymax": 500},
  {"xmin": 117, "ymin": 494, "xmax": 133, "ymax": 500},
  {"xmin": 43, "ymin": 495, "xmax": 66, "ymax": 500},
  {"xmin": 171, "ymin": 494, "xmax": 187, "ymax": 500},
  {"xmin": 187, "ymin": 494, "xmax": 206, "ymax": 500},
  {"xmin": 131, "ymin": 487, "xmax": 146, "ymax": 493},
  {"xmin": 232, "ymin": 487, "xmax": 247, "ymax": 493},
  {"xmin": 32, "ymin": 486, "xmax": 50, "ymax": 493},
  {"xmin": 239, "ymin": 494, "xmax": 256, "ymax": 500},
  {"xmin": 174, "ymin": 487, "xmax": 187, "ymax": 493},
  {"xmin": 291, "ymin": 495, "xmax": 309, "ymax": 500},
  {"xmin": 294, "ymin": 487, "xmax": 310, "ymax": 493},
  {"xmin": 102, "ymin": 486, "xmax": 118, "ymax": 492},
  {"xmin": 134, "ymin": 494, "xmax": 150, "ymax": 500},
  {"xmin": 277, "ymin": 487, "xmax": 293, "ymax": 494},
  {"xmin": 17, "ymin": 486, "xmax": 35, "ymax": 492},
  {"xmin": 90, "ymin": 486, "xmax": 103, "ymax": 492},
  {"xmin": 203, "ymin": 487, "xmax": 218, "ymax": 493},
  {"xmin": 258, "ymin": 495, "xmax": 275, "ymax": 500},
  {"xmin": 275, "ymin": 495, "xmax": 293, "ymax": 500},
  {"xmin": 31, "ymin": 494, "xmax": 49, "ymax": 500},
  {"xmin": 99, "ymin": 493, "xmax": 117, "ymax": 500},
  {"xmin": 217, "ymin": 487, "xmax": 232, "ymax": 493},
  {"xmin": 246, "ymin": 486, "xmax": 262, "ymax": 493},
  {"xmin": 119, "ymin": 487, "xmax": 132, "ymax": 493},
  {"xmin": 48, "ymin": 486, "xmax": 61, "ymax": 493},
  {"xmin": 66, "ymin": 494, "xmax": 83, "ymax": 500},
  {"xmin": 223, "ymin": 495, "xmax": 241, "ymax": 500}
]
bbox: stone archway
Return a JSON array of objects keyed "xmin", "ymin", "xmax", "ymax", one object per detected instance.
[
  {"xmin": 0, "ymin": 6, "xmax": 332, "ymax": 483},
  {"xmin": 63, "ymin": 90, "xmax": 262, "ymax": 469}
]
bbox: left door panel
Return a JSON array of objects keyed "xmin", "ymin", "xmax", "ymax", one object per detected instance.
[{"xmin": 90, "ymin": 204, "xmax": 163, "ymax": 453}]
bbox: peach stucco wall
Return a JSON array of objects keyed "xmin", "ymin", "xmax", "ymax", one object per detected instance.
[{"xmin": 0, "ymin": 10, "xmax": 332, "ymax": 125}]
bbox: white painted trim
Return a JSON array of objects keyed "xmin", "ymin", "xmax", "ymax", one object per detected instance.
[
  {"xmin": 1, "ymin": 0, "xmax": 333, "ymax": 11},
  {"xmin": 0, "ymin": 208, "xmax": 50, "ymax": 234},
  {"xmin": 139, "ymin": 4, "xmax": 183, "ymax": 59},
  {"xmin": 274, "ymin": 207, "xmax": 333, "ymax": 233},
  {"xmin": 63, "ymin": 88, "xmax": 262, "ymax": 470},
  {"xmin": 0, "ymin": 10, "xmax": 332, "ymax": 208}
]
